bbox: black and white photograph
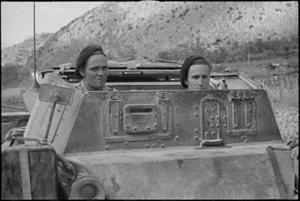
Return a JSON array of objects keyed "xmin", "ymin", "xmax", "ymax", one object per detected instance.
[{"xmin": 1, "ymin": 1, "xmax": 298, "ymax": 199}]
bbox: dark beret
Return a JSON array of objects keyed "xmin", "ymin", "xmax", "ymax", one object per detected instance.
[
  {"xmin": 75, "ymin": 44, "xmax": 107, "ymax": 78},
  {"xmin": 180, "ymin": 55, "xmax": 212, "ymax": 88}
]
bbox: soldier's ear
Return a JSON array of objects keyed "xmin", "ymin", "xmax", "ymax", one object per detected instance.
[
  {"xmin": 79, "ymin": 67, "xmax": 85, "ymax": 77},
  {"xmin": 184, "ymin": 78, "xmax": 188, "ymax": 86}
]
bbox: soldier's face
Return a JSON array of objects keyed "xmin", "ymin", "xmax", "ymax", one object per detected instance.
[
  {"xmin": 80, "ymin": 54, "xmax": 108, "ymax": 91},
  {"xmin": 185, "ymin": 64, "xmax": 210, "ymax": 90}
]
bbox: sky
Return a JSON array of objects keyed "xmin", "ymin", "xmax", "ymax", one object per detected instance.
[{"xmin": 1, "ymin": 1, "xmax": 105, "ymax": 48}]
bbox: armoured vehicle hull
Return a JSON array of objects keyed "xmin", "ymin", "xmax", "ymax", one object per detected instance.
[{"xmin": 2, "ymin": 60, "xmax": 297, "ymax": 199}]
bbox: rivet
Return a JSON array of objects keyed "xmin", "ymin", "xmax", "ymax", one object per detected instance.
[
  {"xmin": 194, "ymin": 136, "xmax": 199, "ymax": 140},
  {"xmin": 154, "ymin": 124, "xmax": 157, "ymax": 128},
  {"xmin": 223, "ymin": 115, "xmax": 227, "ymax": 119},
  {"xmin": 126, "ymin": 125, "xmax": 130, "ymax": 129},
  {"xmin": 124, "ymin": 142, "xmax": 128, "ymax": 146},
  {"xmin": 235, "ymin": 109, "xmax": 238, "ymax": 113},
  {"xmin": 210, "ymin": 124, "xmax": 214, "ymax": 128},
  {"xmin": 212, "ymin": 132, "xmax": 216, "ymax": 135},
  {"xmin": 57, "ymin": 109, "xmax": 61, "ymax": 112},
  {"xmin": 133, "ymin": 127, "xmax": 138, "ymax": 131},
  {"xmin": 152, "ymin": 143, "xmax": 157, "ymax": 147},
  {"xmin": 175, "ymin": 107, "xmax": 178, "ymax": 111},
  {"xmin": 161, "ymin": 144, "xmax": 165, "ymax": 148},
  {"xmin": 63, "ymin": 182, "xmax": 67, "ymax": 187},
  {"xmin": 194, "ymin": 113, "xmax": 198, "ymax": 117},
  {"xmin": 163, "ymin": 127, "xmax": 167, "ymax": 131},
  {"xmin": 216, "ymin": 116, "xmax": 220, "ymax": 120},
  {"xmin": 157, "ymin": 140, "xmax": 161, "ymax": 144},
  {"xmin": 145, "ymin": 144, "xmax": 149, "ymax": 148},
  {"xmin": 210, "ymin": 116, "xmax": 214, "ymax": 120},
  {"xmin": 194, "ymin": 129, "xmax": 198, "ymax": 133},
  {"xmin": 105, "ymin": 146, "xmax": 109, "ymax": 150},
  {"xmin": 223, "ymin": 124, "xmax": 227, "ymax": 127},
  {"xmin": 247, "ymin": 124, "xmax": 251, "ymax": 127},
  {"xmin": 153, "ymin": 113, "xmax": 157, "ymax": 117},
  {"xmin": 175, "ymin": 136, "xmax": 179, "ymax": 140},
  {"xmin": 205, "ymin": 109, "xmax": 209, "ymax": 113},
  {"xmin": 194, "ymin": 105, "xmax": 198, "ymax": 109},
  {"xmin": 113, "ymin": 130, "xmax": 118, "ymax": 135},
  {"xmin": 211, "ymin": 108, "xmax": 215, "ymax": 112},
  {"xmin": 216, "ymin": 124, "xmax": 220, "ymax": 128},
  {"xmin": 233, "ymin": 124, "xmax": 238, "ymax": 128},
  {"xmin": 247, "ymin": 109, "xmax": 252, "ymax": 113},
  {"xmin": 146, "ymin": 126, "xmax": 150, "ymax": 130},
  {"xmin": 205, "ymin": 132, "xmax": 209, "ymax": 137}
]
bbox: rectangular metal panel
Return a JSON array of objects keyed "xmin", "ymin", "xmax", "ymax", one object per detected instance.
[
  {"xmin": 66, "ymin": 143, "xmax": 294, "ymax": 199},
  {"xmin": 1, "ymin": 145, "xmax": 57, "ymax": 199},
  {"xmin": 38, "ymin": 84, "xmax": 74, "ymax": 106}
]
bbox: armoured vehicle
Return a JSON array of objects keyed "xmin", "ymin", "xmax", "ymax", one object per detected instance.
[{"xmin": 1, "ymin": 60, "xmax": 298, "ymax": 199}]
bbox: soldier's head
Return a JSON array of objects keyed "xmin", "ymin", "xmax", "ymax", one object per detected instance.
[
  {"xmin": 180, "ymin": 55, "xmax": 212, "ymax": 90},
  {"xmin": 75, "ymin": 44, "xmax": 108, "ymax": 91}
]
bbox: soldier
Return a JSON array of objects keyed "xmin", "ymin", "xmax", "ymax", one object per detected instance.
[
  {"xmin": 75, "ymin": 44, "xmax": 116, "ymax": 92},
  {"xmin": 180, "ymin": 55, "xmax": 218, "ymax": 90}
]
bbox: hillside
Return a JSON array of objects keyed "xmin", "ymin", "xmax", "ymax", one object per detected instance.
[
  {"xmin": 1, "ymin": 33, "xmax": 53, "ymax": 67},
  {"xmin": 24, "ymin": 1, "xmax": 298, "ymax": 69}
]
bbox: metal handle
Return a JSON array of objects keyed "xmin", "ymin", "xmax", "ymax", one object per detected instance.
[
  {"xmin": 199, "ymin": 139, "xmax": 224, "ymax": 148},
  {"xmin": 42, "ymin": 93, "xmax": 60, "ymax": 144}
]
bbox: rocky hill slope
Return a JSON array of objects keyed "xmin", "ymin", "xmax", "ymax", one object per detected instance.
[
  {"xmin": 18, "ymin": 2, "xmax": 300, "ymax": 68},
  {"xmin": 1, "ymin": 33, "xmax": 53, "ymax": 67}
]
